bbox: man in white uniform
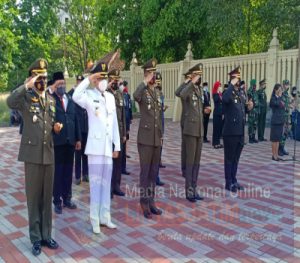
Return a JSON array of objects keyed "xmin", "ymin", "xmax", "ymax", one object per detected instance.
[{"xmin": 72, "ymin": 61, "xmax": 120, "ymax": 234}]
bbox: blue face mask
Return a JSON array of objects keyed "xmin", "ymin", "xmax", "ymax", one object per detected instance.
[{"xmin": 56, "ymin": 86, "xmax": 66, "ymax": 96}]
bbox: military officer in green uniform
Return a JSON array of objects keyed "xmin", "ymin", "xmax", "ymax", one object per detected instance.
[
  {"xmin": 247, "ymin": 79, "xmax": 259, "ymax": 143},
  {"xmin": 257, "ymin": 79, "xmax": 268, "ymax": 141},
  {"xmin": 175, "ymin": 71, "xmax": 192, "ymax": 178},
  {"xmin": 133, "ymin": 59, "xmax": 163, "ymax": 219},
  {"xmin": 108, "ymin": 69, "xmax": 127, "ymax": 197},
  {"xmin": 179, "ymin": 63, "xmax": 204, "ymax": 202},
  {"xmin": 6, "ymin": 59, "xmax": 61, "ymax": 256},
  {"xmin": 279, "ymin": 80, "xmax": 291, "ymax": 156}
]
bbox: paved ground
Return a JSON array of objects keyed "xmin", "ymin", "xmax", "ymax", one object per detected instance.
[{"xmin": 0, "ymin": 119, "xmax": 300, "ymax": 263}]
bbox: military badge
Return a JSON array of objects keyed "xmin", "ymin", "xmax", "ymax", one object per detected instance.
[{"xmin": 31, "ymin": 97, "xmax": 39, "ymax": 103}]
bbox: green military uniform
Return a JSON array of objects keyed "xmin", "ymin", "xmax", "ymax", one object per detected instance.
[
  {"xmin": 247, "ymin": 79, "xmax": 259, "ymax": 143},
  {"xmin": 6, "ymin": 59, "xmax": 56, "ymax": 244},
  {"xmin": 179, "ymin": 63, "xmax": 204, "ymax": 202},
  {"xmin": 108, "ymin": 69, "xmax": 127, "ymax": 196},
  {"xmin": 257, "ymin": 79, "xmax": 267, "ymax": 141},
  {"xmin": 175, "ymin": 72, "xmax": 191, "ymax": 177},
  {"xmin": 133, "ymin": 59, "xmax": 163, "ymax": 218},
  {"xmin": 279, "ymin": 80, "xmax": 291, "ymax": 155}
]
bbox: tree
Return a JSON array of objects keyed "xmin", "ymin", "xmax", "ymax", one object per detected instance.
[
  {"xmin": 60, "ymin": 0, "xmax": 112, "ymax": 75},
  {"xmin": 0, "ymin": 0, "xmax": 19, "ymax": 91}
]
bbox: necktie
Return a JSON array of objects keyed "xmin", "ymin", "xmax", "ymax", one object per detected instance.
[{"xmin": 60, "ymin": 97, "xmax": 65, "ymax": 111}]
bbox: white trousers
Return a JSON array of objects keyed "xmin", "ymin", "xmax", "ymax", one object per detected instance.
[{"xmin": 88, "ymin": 155, "xmax": 113, "ymax": 228}]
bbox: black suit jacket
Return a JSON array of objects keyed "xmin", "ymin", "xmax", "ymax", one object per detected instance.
[
  {"xmin": 270, "ymin": 94, "xmax": 285, "ymax": 125},
  {"xmin": 222, "ymin": 84, "xmax": 246, "ymax": 136},
  {"xmin": 213, "ymin": 93, "xmax": 223, "ymax": 116},
  {"xmin": 68, "ymin": 89, "xmax": 88, "ymax": 134},
  {"xmin": 53, "ymin": 92, "xmax": 81, "ymax": 146},
  {"xmin": 203, "ymin": 90, "xmax": 211, "ymax": 116}
]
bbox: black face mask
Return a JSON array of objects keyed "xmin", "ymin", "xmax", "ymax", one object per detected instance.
[
  {"xmin": 195, "ymin": 77, "xmax": 201, "ymax": 86},
  {"xmin": 34, "ymin": 80, "xmax": 46, "ymax": 92},
  {"xmin": 112, "ymin": 82, "xmax": 119, "ymax": 91}
]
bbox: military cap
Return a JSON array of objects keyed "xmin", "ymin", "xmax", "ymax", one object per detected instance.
[
  {"xmin": 155, "ymin": 72, "xmax": 162, "ymax": 84},
  {"xmin": 259, "ymin": 79, "xmax": 266, "ymax": 85},
  {"xmin": 28, "ymin": 58, "xmax": 48, "ymax": 76},
  {"xmin": 76, "ymin": 75, "xmax": 84, "ymax": 81},
  {"xmin": 108, "ymin": 69, "xmax": 121, "ymax": 80},
  {"xmin": 283, "ymin": 80, "xmax": 290, "ymax": 85},
  {"xmin": 228, "ymin": 66, "xmax": 241, "ymax": 79},
  {"xmin": 142, "ymin": 58, "xmax": 157, "ymax": 72},
  {"xmin": 188, "ymin": 63, "xmax": 203, "ymax": 75},
  {"xmin": 89, "ymin": 61, "xmax": 108, "ymax": 78},
  {"xmin": 183, "ymin": 70, "xmax": 192, "ymax": 78},
  {"xmin": 52, "ymin": 71, "xmax": 64, "ymax": 83},
  {"xmin": 250, "ymin": 79, "xmax": 256, "ymax": 86}
]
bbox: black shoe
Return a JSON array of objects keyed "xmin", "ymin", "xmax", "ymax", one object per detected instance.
[
  {"xmin": 32, "ymin": 241, "xmax": 42, "ymax": 256},
  {"xmin": 278, "ymin": 150, "xmax": 284, "ymax": 156},
  {"xmin": 156, "ymin": 180, "xmax": 165, "ymax": 186},
  {"xmin": 150, "ymin": 207, "xmax": 163, "ymax": 215},
  {"xmin": 253, "ymin": 139, "xmax": 258, "ymax": 143},
  {"xmin": 63, "ymin": 201, "xmax": 77, "ymax": 209},
  {"xmin": 82, "ymin": 176, "xmax": 89, "ymax": 182},
  {"xmin": 41, "ymin": 239, "xmax": 59, "ymax": 249},
  {"xmin": 54, "ymin": 205, "xmax": 62, "ymax": 214},
  {"xmin": 143, "ymin": 210, "xmax": 152, "ymax": 219},
  {"xmin": 283, "ymin": 148, "xmax": 289, "ymax": 155},
  {"xmin": 122, "ymin": 170, "xmax": 130, "ymax": 175},
  {"xmin": 249, "ymin": 138, "xmax": 254, "ymax": 144},
  {"xmin": 234, "ymin": 183, "xmax": 244, "ymax": 191},
  {"xmin": 75, "ymin": 178, "xmax": 81, "ymax": 185},
  {"xmin": 225, "ymin": 185, "xmax": 237, "ymax": 193},
  {"xmin": 186, "ymin": 197, "xmax": 197, "ymax": 203},
  {"xmin": 159, "ymin": 164, "xmax": 166, "ymax": 168},
  {"xmin": 203, "ymin": 138, "xmax": 210, "ymax": 143},
  {"xmin": 194, "ymin": 193, "xmax": 204, "ymax": 200},
  {"xmin": 113, "ymin": 190, "xmax": 125, "ymax": 196},
  {"xmin": 272, "ymin": 156, "xmax": 279, "ymax": 161},
  {"xmin": 126, "ymin": 155, "xmax": 131, "ymax": 158}
]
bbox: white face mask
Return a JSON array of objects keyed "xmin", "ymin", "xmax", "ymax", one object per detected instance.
[
  {"xmin": 98, "ymin": 79, "xmax": 108, "ymax": 93},
  {"xmin": 119, "ymin": 84, "xmax": 124, "ymax": 92}
]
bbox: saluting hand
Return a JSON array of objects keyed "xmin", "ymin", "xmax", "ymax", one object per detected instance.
[
  {"xmin": 25, "ymin": 75, "xmax": 40, "ymax": 90},
  {"xmin": 191, "ymin": 75, "xmax": 200, "ymax": 84},
  {"xmin": 88, "ymin": 73, "xmax": 101, "ymax": 87},
  {"xmin": 231, "ymin": 77, "xmax": 239, "ymax": 86},
  {"xmin": 145, "ymin": 72, "xmax": 154, "ymax": 84},
  {"xmin": 247, "ymin": 100, "xmax": 254, "ymax": 111}
]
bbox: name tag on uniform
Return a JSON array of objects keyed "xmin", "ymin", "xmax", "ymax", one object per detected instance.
[
  {"xmin": 234, "ymin": 99, "xmax": 238, "ymax": 103},
  {"xmin": 94, "ymin": 100, "xmax": 100, "ymax": 103}
]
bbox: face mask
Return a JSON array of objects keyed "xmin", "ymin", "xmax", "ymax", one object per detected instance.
[
  {"xmin": 111, "ymin": 82, "xmax": 119, "ymax": 91},
  {"xmin": 34, "ymin": 79, "xmax": 46, "ymax": 92},
  {"xmin": 119, "ymin": 84, "xmax": 124, "ymax": 92},
  {"xmin": 98, "ymin": 79, "xmax": 108, "ymax": 92},
  {"xmin": 149, "ymin": 75, "xmax": 156, "ymax": 85},
  {"xmin": 56, "ymin": 86, "xmax": 66, "ymax": 96},
  {"xmin": 203, "ymin": 86, "xmax": 208, "ymax": 91},
  {"xmin": 195, "ymin": 77, "xmax": 201, "ymax": 86}
]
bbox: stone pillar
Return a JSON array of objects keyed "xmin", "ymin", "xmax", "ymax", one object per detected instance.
[
  {"xmin": 172, "ymin": 42, "xmax": 194, "ymax": 121},
  {"xmin": 266, "ymin": 28, "xmax": 280, "ymax": 100},
  {"xmin": 130, "ymin": 52, "xmax": 138, "ymax": 113}
]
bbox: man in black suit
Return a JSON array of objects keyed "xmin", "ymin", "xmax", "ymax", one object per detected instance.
[
  {"xmin": 68, "ymin": 75, "xmax": 89, "ymax": 185},
  {"xmin": 51, "ymin": 72, "xmax": 81, "ymax": 214},
  {"xmin": 203, "ymin": 82, "xmax": 211, "ymax": 143},
  {"xmin": 222, "ymin": 67, "xmax": 253, "ymax": 193}
]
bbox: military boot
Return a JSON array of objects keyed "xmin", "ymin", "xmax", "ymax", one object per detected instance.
[{"xmin": 278, "ymin": 145, "xmax": 284, "ymax": 156}]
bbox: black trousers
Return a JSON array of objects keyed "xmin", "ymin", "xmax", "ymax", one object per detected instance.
[
  {"xmin": 53, "ymin": 144, "xmax": 75, "ymax": 206},
  {"xmin": 223, "ymin": 136, "xmax": 244, "ymax": 188},
  {"xmin": 138, "ymin": 143, "xmax": 160, "ymax": 212},
  {"xmin": 111, "ymin": 142, "xmax": 123, "ymax": 192},
  {"xmin": 75, "ymin": 132, "xmax": 88, "ymax": 179},
  {"xmin": 203, "ymin": 113, "xmax": 210, "ymax": 140},
  {"xmin": 212, "ymin": 114, "xmax": 223, "ymax": 146},
  {"xmin": 121, "ymin": 140, "xmax": 127, "ymax": 173}
]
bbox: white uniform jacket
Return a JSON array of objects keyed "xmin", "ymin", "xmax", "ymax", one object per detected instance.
[{"xmin": 73, "ymin": 78, "xmax": 120, "ymax": 157}]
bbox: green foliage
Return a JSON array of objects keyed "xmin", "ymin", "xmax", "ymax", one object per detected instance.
[{"xmin": 0, "ymin": 0, "xmax": 299, "ymax": 91}]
